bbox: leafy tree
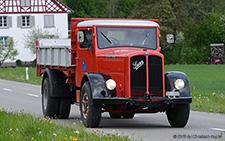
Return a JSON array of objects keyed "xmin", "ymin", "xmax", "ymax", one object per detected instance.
[
  {"xmin": 116, "ymin": 0, "xmax": 139, "ymax": 18},
  {"xmin": 108, "ymin": 0, "xmax": 119, "ymax": 18},
  {"xmin": 95, "ymin": 0, "xmax": 109, "ymax": 18},
  {"xmin": 184, "ymin": 13, "xmax": 225, "ymax": 64},
  {"xmin": 131, "ymin": 0, "xmax": 177, "ymax": 42},
  {"xmin": 66, "ymin": 0, "xmax": 139, "ymax": 18},
  {"xmin": 24, "ymin": 28, "xmax": 59, "ymax": 54},
  {"xmin": 185, "ymin": 13, "xmax": 225, "ymax": 47},
  {"xmin": 0, "ymin": 38, "xmax": 18, "ymax": 67},
  {"xmin": 66, "ymin": 0, "xmax": 97, "ymax": 18}
]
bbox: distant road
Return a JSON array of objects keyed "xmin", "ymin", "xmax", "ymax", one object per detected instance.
[{"xmin": 0, "ymin": 79, "xmax": 224, "ymax": 141}]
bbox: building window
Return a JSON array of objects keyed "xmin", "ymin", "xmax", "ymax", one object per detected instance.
[
  {"xmin": 21, "ymin": 0, "xmax": 31, "ymax": 7},
  {"xmin": 0, "ymin": 16, "xmax": 7, "ymax": 28},
  {"xmin": 44, "ymin": 15, "xmax": 54, "ymax": 28},
  {"xmin": 22, "ymin": 16, "xmax": 30, "ymax": 27},
  {"xmin": 17, "ymin": 16, "xmax": 34, "ymax": 28},
  {"xmin": 0, "ymin": 37, "xmax": 8, "ymax": 47}
]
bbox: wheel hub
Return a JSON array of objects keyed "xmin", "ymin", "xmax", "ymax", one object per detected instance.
[{"xmin": 82, "ymin": 92, "xmax": 89, "ymax": 119}]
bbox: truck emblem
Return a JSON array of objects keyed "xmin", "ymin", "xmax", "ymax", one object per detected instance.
[
  {"xmin": 82, "ymin": 57, "xmax": 88, "ymax": 71},
  {"xmin": 132, "ymin": 60, "xmax": 144, "ymax": 71},
  {"xmin": 145, "ymin": 52, "xmax": 149, "ymax": 56}
]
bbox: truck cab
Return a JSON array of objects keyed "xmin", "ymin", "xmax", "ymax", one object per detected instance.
[{"xmin": 37, "ymin": 18, "xmax": 192, "ymax": 128}]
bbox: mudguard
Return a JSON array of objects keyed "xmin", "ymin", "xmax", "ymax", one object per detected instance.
[
  {"xmin": 81, "ymin": 73, "xmax": 116, "ymax": 100},
  {"xmin": 165, "ymin": 71, "xmax": 191, "ymax": 97},
  {"xmin": 42, "ymin": 68, "xmax": 54, "ymax": 96},
  {"xmin": 42, "ymin": 68, "xmax": 74, "ymax": 97}
]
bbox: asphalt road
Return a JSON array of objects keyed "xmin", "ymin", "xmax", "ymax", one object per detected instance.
[{"xmin": 0, "ymin": 79, "xmax": 225, "ymax": 141}]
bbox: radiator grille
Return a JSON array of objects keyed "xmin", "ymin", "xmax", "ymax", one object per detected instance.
[
  {"xmin": 148, "ymin": 56, "xmax": 163, "ymax": 96},
  {"xmin": 130, "ymin": 55, "xmax": 163, "ymax": 97},
  {"xmin": 130, "ymin": 56, "xmax": 146, "ymax": 96}
]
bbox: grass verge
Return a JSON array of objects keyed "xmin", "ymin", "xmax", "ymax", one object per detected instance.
[
  {"xmin": 0, "ymin": 107, "xmax": 132, "ymax": 141},
  {"xmin": 0, "ymin": 67, "xmax": 42, "ymax": 85}
]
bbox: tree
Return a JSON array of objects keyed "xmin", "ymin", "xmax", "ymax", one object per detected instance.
[
  {"xmin": 184, "ymin": 13, "xmax": 225, "ymax": 63},
  {"xmin": 0, "ymin": 38, "xmax": 18, "ymax": 67},
  {"xmin": 131, "ymin": 0, "xmax": 177, "ymax": 42},
  {"xmin": 24, "ymin": 27, "xmax": 59, "ymax": 54},
  {"xmin": 116, "ymin": 0, "xmax": 139, "ymax": 18},
  {"xmin": 66, "ymin": 0, "xmax": 97, "ymax": 18},
  {"xmin": 186, "ymin": 13, "xmax": 225, "ymax": 46},
  {"xmin": 65, "ymin": 0, "xmax": 140, "ymax": 19}
]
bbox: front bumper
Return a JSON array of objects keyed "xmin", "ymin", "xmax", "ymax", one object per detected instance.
[{"xmin": 93, "ymin": 96, "xmax": 192, "ymax": 108}]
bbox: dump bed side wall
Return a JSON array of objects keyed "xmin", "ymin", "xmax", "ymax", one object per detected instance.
[{"xmin": 37, "ymin": 39, "xmax": 72, "ymax": 67}]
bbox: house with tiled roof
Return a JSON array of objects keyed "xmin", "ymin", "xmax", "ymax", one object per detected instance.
[{"xmin": 0, "ymin": 0, "xmax": 73, "ymax": 61}]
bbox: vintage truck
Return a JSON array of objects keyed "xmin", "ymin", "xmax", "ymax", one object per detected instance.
[{"xmin": 36, "ymin": 18, "xmax": 192, "ymax": 128}]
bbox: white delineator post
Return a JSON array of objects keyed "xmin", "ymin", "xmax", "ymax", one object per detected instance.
[{"xmin": 26, "ymin": 67, "xmax": 29, "ymax": 80}]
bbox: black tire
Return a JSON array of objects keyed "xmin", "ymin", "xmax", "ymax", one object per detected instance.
[
  {"xmin": 123, "ymin": 113, "xmax": 135, "ymax": 119},
  {"xmin": 80, "ymin": 82, "xmax": 102, "ymax": 128},
  {"xmin": 58, "ymin": 98, "xmax": 71, "ymax": 119},
  {"xmin": 109, "ymin": 113, "xmax": 122, "ymax": 119},
  {"xmin": 42, "ymin": 78, "xmax": 59, "ymax": 118},
  {"xmin": 166, "ymin": 104, "xmax": 190, "ymax": 127}
]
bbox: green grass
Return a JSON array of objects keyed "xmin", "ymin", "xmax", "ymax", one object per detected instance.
[
  {"xmin": 0, "ymin": 65, "xmax": 225, "ymax": 114},
  {"xmin": 165, "ymin": 64, "xmax": 225, "ymax": 113},
  {"xmin": 0, "ymin": 107, "xmax": 132, "ymax": 141},
  {"xmin": 0, "ymin": 67, "xmax": 42, "ymax": 85}
]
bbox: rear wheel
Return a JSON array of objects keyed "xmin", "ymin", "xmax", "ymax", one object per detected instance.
[
  {"xmin": 80, "ymin": 82, "xmax": 102, "ymax": 127},
  {"xmin": 58, "ymin": 98, "xmax": 71, "ymax": 119},
  {"xmin": 42, "ymin": 78, "xmax": 59, "ymax": 118},
  {"xmin": 166, "ymin": 104, "xmax": 190, "ymax": 127}
]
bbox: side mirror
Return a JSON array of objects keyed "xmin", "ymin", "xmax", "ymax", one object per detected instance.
[
  {"xmin": 166, "ymin": 34, "xmax": 174, "ymax": 44},
  {"xmin": 77, "ymin": 31, "xmax": 84, "ymax": 43}
]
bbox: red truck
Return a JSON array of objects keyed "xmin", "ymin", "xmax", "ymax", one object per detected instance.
[{"xmin": 36, "ymin": 18, "xmax": 192, "ymax": 128}]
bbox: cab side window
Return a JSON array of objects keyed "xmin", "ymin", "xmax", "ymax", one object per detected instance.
[{"xmin": 80, "ymin": 30, "xmax": 92, "ymax": 48}]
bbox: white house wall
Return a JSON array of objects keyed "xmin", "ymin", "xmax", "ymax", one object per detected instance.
[{"xmin": 0, "ymin": 13, "xmax": 69, "ymax": 61}]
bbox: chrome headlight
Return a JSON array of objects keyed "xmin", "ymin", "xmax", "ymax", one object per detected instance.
[
  {"xmin": 106, "ymin": 79, "xmax": 116, "ymax": 90},
  {"xmin": 174, "ymin": 79, "xmax": 185, "ymax": 90}
]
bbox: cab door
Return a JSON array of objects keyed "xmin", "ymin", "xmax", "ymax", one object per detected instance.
[{"xmin": 76, "ymin": 28, "xmax": 95, "ymax": 87}]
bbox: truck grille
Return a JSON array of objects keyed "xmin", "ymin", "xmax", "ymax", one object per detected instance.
[
  {"xmin": 130, "ymin": 56, "xmax": 146, "ymax": 96},
  {"xmin": 148, "ymin": 56, "xmax": 163, "ymax": 96},
  {"xmin": 130, "ymin": 55, "xmax": 163, "ymax": 97}
]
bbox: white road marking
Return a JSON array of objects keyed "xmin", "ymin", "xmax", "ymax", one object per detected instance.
[
  {"xmin": 210, "ymin": 128, "xmax": 225, "ymax": 132},
  {"xmin": 3, "ymin": 88, "xmax": 12, "ymax": 92},
  {"xmin": 27, "ymin": 93, "xmax": 40, "ymax": 98}
]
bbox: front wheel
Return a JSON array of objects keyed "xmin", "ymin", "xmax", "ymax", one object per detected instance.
[
  {"xmin": 166, "ymin": 104, "xmax": 190, "ymax": 127},
  {"xmin": 80, "ymin": 82, "xmax": 102, "ymax": 128}
]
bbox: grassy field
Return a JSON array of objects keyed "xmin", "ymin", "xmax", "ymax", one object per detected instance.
[
  {"xmin": 0, "ymin": 107, "xmax": 131, "ymax": 141},
  {"xmin": 0, "ymin": 65, "xmax": 224, "ymax": 114},
  {"xmin": 165, "ymin": 64, "xmax": 225, "ymax": 113}
]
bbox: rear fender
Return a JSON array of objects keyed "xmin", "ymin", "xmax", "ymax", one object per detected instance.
[
  {"xmin": 42, "ymin": 68, "xmax": 73, "ymax": 97},
  {"xmin": 42, "ymin": 68, "xmax": 54, "ymax": 96},
  {"xmin": 165, "ymin": 71, "xmax": 190, "ymax": 97}
]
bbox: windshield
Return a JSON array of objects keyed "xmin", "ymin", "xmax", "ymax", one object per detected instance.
[{"xmin": 97, "ymin": 27, "xmax": 157, "ymax": 49}]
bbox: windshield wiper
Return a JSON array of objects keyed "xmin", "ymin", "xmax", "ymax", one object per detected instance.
[
  {"xmin": 100, "ymin": 31, "xmax": 113, "ymax": 45},
  {"xmin": 141, "ymin": 33, "xmax": 150, "ymax": 45}
]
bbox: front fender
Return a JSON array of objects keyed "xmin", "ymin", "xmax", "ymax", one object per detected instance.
[
  {"xmin": 165, "ymin": 71, "xmax": 191, "ymax": 97},
  {"xmin": 81, "ymin": 73, "xmax": 116, "ymax": 100}
]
